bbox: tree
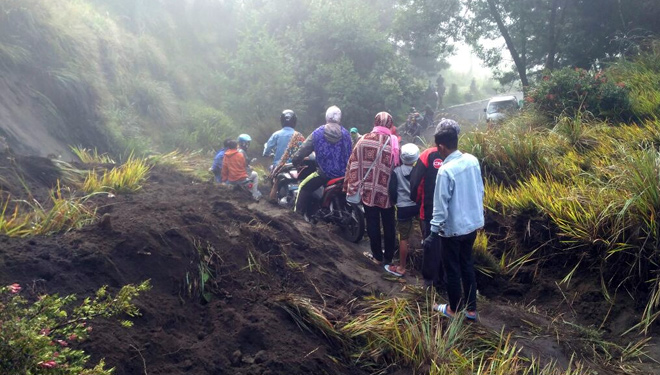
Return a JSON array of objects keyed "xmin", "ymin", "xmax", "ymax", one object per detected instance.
[
  {"xmin": 463, "ymin": 0, "xmax": 660, "ymax": 88},
  {"xmin": 391, "ymin": 0, "xmax": 462, "ymax": 76}
]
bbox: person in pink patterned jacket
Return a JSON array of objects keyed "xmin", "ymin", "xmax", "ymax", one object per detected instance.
[{"xmin": 344, "ymin": 112, "xmax": 401, "ymax": 267}]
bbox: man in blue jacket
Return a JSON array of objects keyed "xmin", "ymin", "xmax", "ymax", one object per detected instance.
[
  {"xmin": 424, "ymin": 124, "xmax": 484, "ymax": 321},
  {"xmin": 211, "ymin": 138, "xmax": 233, "ymax": 183},
  {"xmin": 264, "ymin": 110, "xmax": 298, "ymax": 171}
]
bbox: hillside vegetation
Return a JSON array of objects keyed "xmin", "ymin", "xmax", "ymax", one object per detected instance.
[{"xmin": 467, "ymin": 42, "xmax": 660, "ymax": 333}]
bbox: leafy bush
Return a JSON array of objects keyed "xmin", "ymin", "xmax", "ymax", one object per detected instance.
[
  {"xmin": 527, "ymin": 67, "xmax": 632, "ymax": 120},
  {"xmin": 0, "ymin": 281, "xmax": 151, "ymax": 375}
]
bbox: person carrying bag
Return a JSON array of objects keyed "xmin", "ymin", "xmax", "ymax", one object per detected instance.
[{"xmin": 344, "ymin": 112, "xmax": 400, "ymax": 267}]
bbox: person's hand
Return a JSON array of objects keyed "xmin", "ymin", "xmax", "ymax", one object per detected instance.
[{"xmin": 423, "ymin": 232, "xmax": 439, "ymax": 250}]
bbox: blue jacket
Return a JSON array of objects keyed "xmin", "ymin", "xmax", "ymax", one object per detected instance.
[
  {"xmin": 211, "ymin": 148, "xmax": 227, "ymax": 182},
  {"xmin": 430, "ymin": 150, "xmax": 484, "ymax": 237},
  {"xmin": 264, "ymin": 127, "xmax": 295, "ymax": 167}
]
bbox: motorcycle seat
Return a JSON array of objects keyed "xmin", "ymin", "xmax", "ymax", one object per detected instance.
[{"xmin": 326, "ymin": 177, "xmax": 344, "ymax": 186}]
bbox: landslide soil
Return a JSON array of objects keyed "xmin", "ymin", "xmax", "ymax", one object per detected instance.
[{"xmin": 0, "ymin": 153, "xmax": 658, "ymax": 375}]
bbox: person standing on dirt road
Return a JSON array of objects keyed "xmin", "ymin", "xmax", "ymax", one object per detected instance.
[
  {"xmin": 292, "ymin": 106, "xmax": 352, "ymax": 220},
  {"xmin": 410, "ymin": 119, "xmax": 461, "ymax": 290},
  {"xmin": 344, "ymin": 111, "xmax": 400, "ymax": 268},
  {"xmin": 424, "ymin": 124, "xmax": 484, "ymax": 321},
  {"xmin": 264, "ymin": 110, "xmax": 298, "ymax": 171},
  {"xmin": 385, "ymin": 143, "xmax": 420, "ymax": 277}
]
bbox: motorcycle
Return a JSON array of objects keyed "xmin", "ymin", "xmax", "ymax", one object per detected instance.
[
  {"xmin": 271, "ymin": 163, "xmax": 302, "ymax": 208},
  {"xmin": 276, "ymin": 161, "xmax": 365, "ymax": 243}
]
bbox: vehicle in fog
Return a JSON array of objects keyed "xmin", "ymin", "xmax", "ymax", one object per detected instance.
[{"xmin": 484, "ymin": 95, "xmax": 520, "ymax": 126}]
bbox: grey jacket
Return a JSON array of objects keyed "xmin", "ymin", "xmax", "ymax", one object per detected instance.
[{"xmin": 389, "ymin": 164, "xmax": 416, "ymax": 208}]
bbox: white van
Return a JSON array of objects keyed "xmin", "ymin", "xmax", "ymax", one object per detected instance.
[{"xmin": 484, "ymin": 95, "xmax": 520, "ymax": 125}]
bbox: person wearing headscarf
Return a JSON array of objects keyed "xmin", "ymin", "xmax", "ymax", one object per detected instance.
[
  {"xmin": 292, "ymin": 106, "xmax": 353, "ymax": 220},
  {"xmin": 350, "ymin": 127, "xmax": 361, "ymax": 147},
  {"xmin": 344, "ymin": 111, "xmax": 401, "ymax": 268}
]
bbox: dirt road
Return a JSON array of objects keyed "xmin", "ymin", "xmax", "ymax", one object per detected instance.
[{"xmin": 435, "ymin": 91, "xmax": 523, "ymax": 132}]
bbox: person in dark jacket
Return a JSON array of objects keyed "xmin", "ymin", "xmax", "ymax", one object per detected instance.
[
  {"xmin": 292, "ymin": 106, "xmax": 352, "ymax": 220},
  {"xmin": 409, "ymin": 118, "xmax": 460, "ymax": 288}
]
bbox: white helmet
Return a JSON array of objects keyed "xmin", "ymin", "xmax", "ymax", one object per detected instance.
[{"xmin": 400, "ymin": 143, "xmax": 420, "ymax": 165}]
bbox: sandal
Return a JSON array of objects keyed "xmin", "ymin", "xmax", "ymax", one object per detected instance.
[
  {"xmin": 384, "ymin": 264, "xmax": 405, "ymax": 277},
  {"xmin": 464, "ymin": 311, "xmax": 478, "ymax": 321},
  {"xmin": 363, "ymin": 251, "xmax": 382, "ymax": 265},
  {"xmin": 433, "ymin": 304, "xmax": 454, "ymax": 319}
]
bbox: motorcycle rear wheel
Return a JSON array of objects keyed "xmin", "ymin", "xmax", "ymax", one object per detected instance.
[{"xmin": 340, "ymin": 200, "xmax": 365, "ymax": 243}]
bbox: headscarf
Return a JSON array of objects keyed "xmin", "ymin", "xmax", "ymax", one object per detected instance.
[
  {"xmin": 325, "ymin": 106, "xmax": 342, "ymax": 124},
  {"xmin": 435, "ymin": 118, "xmax": 461, "ymax": 136},
  {"xmin": 371, "ymin": 111, "xmax": 400, "ymax": 166}
]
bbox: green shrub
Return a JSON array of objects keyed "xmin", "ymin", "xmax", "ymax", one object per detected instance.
[
  {"xmin": 0, "ymin": 281, "xmax": 150, "ymax": 375},
  {"xmin": 165, "ymin": 103, "xmax": 238, "ymax": 152},
  {"xmin": 528, "ymin": 67, "xmax": 632, "ymax": 120},
  {"xmin": 608, "ymin": 50, "xmax": 660, "ymax": 119}
]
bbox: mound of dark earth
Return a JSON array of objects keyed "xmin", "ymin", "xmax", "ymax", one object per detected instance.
[{"xmin": 0, "ymin": 160, "xmax": 405, "ymax": 375}]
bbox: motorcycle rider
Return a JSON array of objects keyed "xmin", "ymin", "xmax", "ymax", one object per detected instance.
[
  {"xmin": 211, "ymin": 138, "xmax": 233, "ymax": 183},
  {"xmin": 264, "ymin": 110, "xmax": 298, "ymax": 171},
  {"xmin": 234, "ymin": 134, "xmax": 262, "ymax": 200},
  {"xmin": 292, "ymin": 105, "xmax": 352, "ymax": 220}
]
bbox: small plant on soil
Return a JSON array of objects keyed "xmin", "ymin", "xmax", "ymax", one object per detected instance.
[{"xmin": 0, "ymin": 280, "xmax": 151, "ymax": 375}]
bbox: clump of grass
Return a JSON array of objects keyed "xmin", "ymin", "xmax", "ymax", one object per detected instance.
[
  {"xmin": 341, "ymin": 296, "xmax": 468, "ymax": 369},
  {"xmin": 463, "ymin": 122, "xmax": 554, "ymax": 185},
  {"xmin": 0, "ymin": 185, "xmax": 96, "ymax": 237},
  {"xmin": 82, "ymin": 157, "xmax": 150, "ymax": 194},
  {"xmin": 473, "ymin": 231, "xmax": 501, "ymax": 276},
  {"xmin": 70, "ymin": 145, "xmax": 116, "ymax": 164},
  {"xmin": 23, "ymin": 187, "xmax": 97, "ymax": 236},
  {"xmin": 0, "ymin": 196, "xmax": 30, "ymax": 236},
  {"xmin": 279, "ymin": 294, "xmax": 345, "ymax": 347},
  {"xmin": 339, "ymin": 295, "xmax": 593, "ymax": 375}
]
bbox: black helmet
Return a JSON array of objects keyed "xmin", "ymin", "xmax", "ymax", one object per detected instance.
[{"xmin": 280, "ymin": 109, "xmax": 297, "ymax": 128}]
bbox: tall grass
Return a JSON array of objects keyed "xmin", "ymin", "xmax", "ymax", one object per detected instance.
[
  {"xmin": 70, "ymin": 145, "xmax": 116, "ymax": 164},
  {"xmin": 282, "ymin": 293, "xmax": 594, "ymax": 375},
  {"xmin": 463, "ymin": 123, "xmax": 555, "ymax": 185},
  {"xmin": 82, "ymin": 157, "xmax": 150, "ymax": 194},
  {"xmin": 483, "ymin": 106, "xmax": 660, "ymax": 331},
  {"xmin": 0, "ymin": 186, "xmax": 96, "ymax": 237}
]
